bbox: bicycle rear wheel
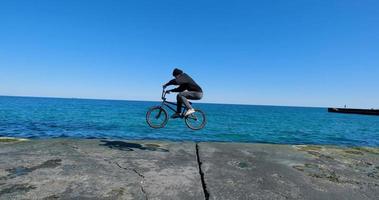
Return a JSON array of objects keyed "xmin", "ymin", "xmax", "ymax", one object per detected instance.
[
  {"xmin": 146, "ymin": 106, "xmax": 168, "ymax": 128},
  {"xmin": 185, "ymin": 109, "xmax": 206, "ymax": 130}
]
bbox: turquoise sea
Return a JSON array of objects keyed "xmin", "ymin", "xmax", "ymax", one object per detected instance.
[{"xmin": 0, "ymin": 96, "xmax": 378, "ymax": 147}]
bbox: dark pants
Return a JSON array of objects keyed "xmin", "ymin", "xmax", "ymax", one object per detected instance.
[{"xmin": 176, "ymin": 91, "xmax": 203, "ymax": 113}]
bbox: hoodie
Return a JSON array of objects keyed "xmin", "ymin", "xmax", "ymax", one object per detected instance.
[{"xmin": 165, "ymin": 73, "xmax": 203, "ymax": 93}]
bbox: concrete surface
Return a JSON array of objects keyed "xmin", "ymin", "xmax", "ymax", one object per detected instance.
[
  {"xmin": 199, "ymin": 143, "xmax": 379, "ymax": 200},
  {"xmin": 1, "ymin": 138, "xmax": 378, "ymax": 200},
  {"xmin": 0, "ymin": 139, "xmax": 203, "ymax": 200}
]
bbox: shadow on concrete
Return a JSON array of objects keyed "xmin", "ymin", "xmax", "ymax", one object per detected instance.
[{"xmin": 100, "ymin": 140, "xmax": 169, "ymax": 152}]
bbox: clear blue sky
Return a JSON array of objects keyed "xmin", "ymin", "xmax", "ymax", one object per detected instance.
[{"xmin": 1, "ymin": 0, "xmax": 378, "ymax": 108}]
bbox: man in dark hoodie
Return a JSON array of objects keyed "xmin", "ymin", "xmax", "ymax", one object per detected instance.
[{"xmin": 163, "ymin": 68, "xmax": 203, "ymax": 118}]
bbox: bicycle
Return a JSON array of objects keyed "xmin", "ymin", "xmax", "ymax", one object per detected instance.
[{"xmin": 146, "ymin": 89, "xmax": 206, "ymax": 130}]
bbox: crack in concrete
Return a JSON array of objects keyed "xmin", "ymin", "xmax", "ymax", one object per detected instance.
[
  {"xmin": 196, "ymin": 143, "xmax": 210, "ymax": 200},
  {"xmin": 62, "ymin": 142, "xmax": 144, "ymax": 177},
  {"xmin": 61, "ymin": 142, "xmax": 149, "ymax": 199},
  {"xmin": 140, "ymin": 184, "xmax": 148, "ymax": 200},
  {"xmin": 132, "ymin": 168, "xmax": 145, "ymax": 179},
  {"xmin": 113, "ymin": 161, "xmax": 145, "ymax": 178},
  {"xmin": 112, "ymin": 160, "xmax": 148, "ymax": 200}
]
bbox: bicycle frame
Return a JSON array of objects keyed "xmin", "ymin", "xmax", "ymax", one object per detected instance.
[{"xmin": 160, "ymin": 89, "xmax": 188, "ymax": 116}]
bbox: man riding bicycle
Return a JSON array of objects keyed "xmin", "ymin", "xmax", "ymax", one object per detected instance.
[{"xmin": 163, "ymin": 68, "xmax": 203, "ymax": 118}]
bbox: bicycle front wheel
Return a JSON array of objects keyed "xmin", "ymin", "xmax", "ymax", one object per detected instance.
[
  {"xmin": 185, "ymin": 109, "xmax": 206, "ymax": 130},
  {"xmin": 146, "ymin": 106, "xmax": 168, "ymax": 128}
]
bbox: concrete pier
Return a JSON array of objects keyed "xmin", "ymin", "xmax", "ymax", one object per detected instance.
[{"xmin": 1, "ymin": 138, "xmax": 378, "ymax": 199}]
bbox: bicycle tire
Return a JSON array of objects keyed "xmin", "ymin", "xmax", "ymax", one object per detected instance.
[
  {"xmin": 185, "ymin": 109, "xmax": 206, "ymax": 130},
  {"xmin": 146, "ymin": 106, "xmax": 168, "ymax": 128}
]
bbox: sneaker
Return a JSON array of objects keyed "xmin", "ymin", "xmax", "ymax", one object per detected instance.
[
  {"xmin": 185, "ymin": 109, "xmax": 195, "ymax": 116},
  {"xmin": 171, "ymin": 113, "xmax": 181, "ymax": 119}
]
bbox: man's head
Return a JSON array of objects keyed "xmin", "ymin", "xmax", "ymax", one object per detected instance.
[{"xmin": 172, "ymin": 68, "xmax": 183, "ymax": 78}]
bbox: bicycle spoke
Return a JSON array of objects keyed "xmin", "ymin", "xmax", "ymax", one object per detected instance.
[
  {"xmin": 155, "ymin": 110, "xmax": 162, "ymax": 119},
  {"xmin": 188, "ymin": 115, "xmax": 198, "ymax": 121}
]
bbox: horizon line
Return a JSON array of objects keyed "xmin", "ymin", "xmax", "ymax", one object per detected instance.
[{"xmin": 0, "ymin": 94, "xmax": 330, "ymax": 109}]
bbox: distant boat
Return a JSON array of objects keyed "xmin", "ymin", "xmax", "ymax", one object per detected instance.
[{"xmin": 328, "ymin": 108, "xmax": 379, "ymax": 116}]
